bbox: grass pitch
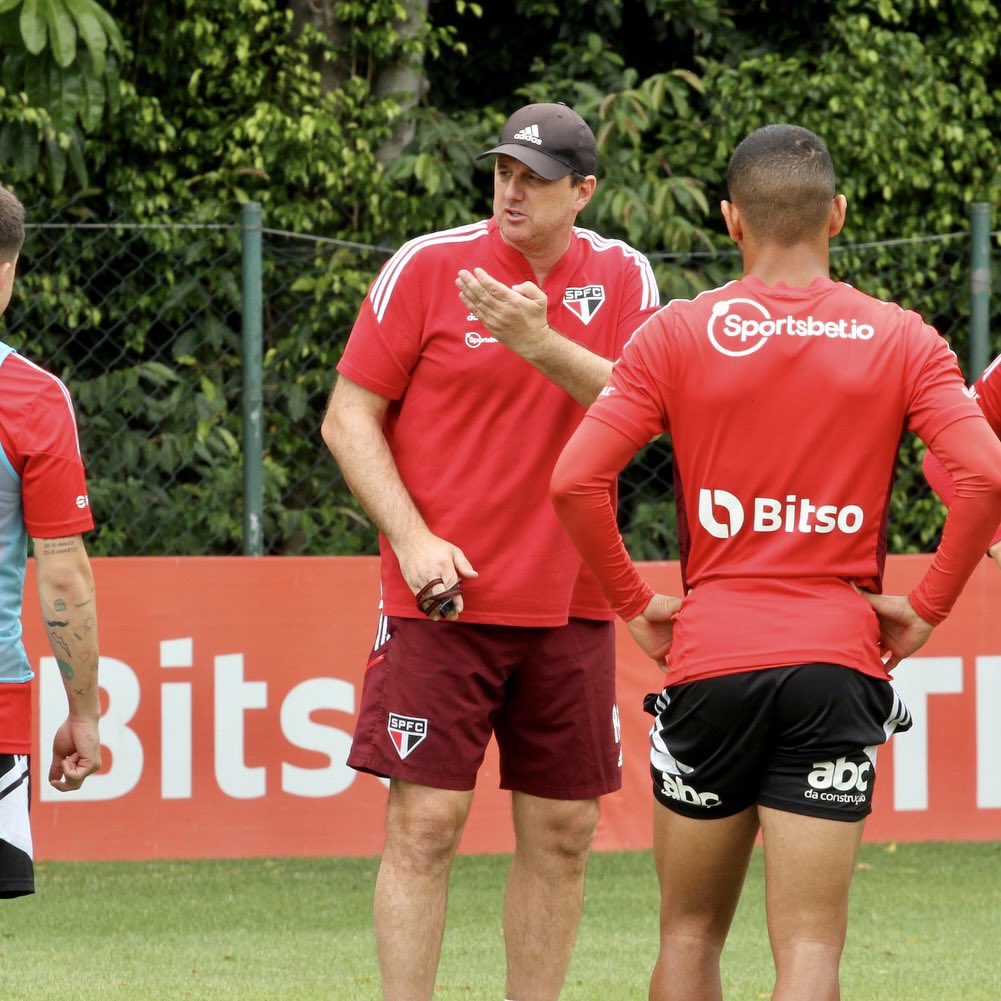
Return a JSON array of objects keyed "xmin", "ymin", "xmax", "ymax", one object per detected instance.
[{"xmin": 1, "ymin": 842, "xmax": 998, "ymax": 999}]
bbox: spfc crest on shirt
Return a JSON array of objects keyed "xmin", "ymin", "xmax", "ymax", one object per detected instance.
[
  {"xmin": 563, "ymin": 285, "xmax": 606, "ymax": 325},
  {"xmin": 388, "ymin": 712, "xmax": 429, "ymax": 759}
]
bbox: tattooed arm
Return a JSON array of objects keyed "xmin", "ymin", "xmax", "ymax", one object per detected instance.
[{"xmin": 32, "ymin": 534, "xmax": 101, "ymax": 792}]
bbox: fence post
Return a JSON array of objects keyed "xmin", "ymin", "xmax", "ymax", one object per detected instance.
[
  {"xmin": 969, "ymin": 201, "xmax": 991, "ymax": 382},
  {"xmin": 241, "ymin": 201, "xmax": 264, "ymax": 556}
]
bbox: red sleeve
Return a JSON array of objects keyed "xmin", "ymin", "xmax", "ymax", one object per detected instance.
[
  {"xmin": 909, "ymin": 415, "xmax": 1001, "ymax": 623},
  {"xmin": 551, "ymin": 415, "xmax": 654, "ymax": 619},
  {"xmin": 613, "ymin": 252, "xmax": 660, "ymax": 354},
  {"xmin": 922, "ymin": 447, "xmax": 956, "ymax": 508},
  {"xmin": 923, "ymin": 444, "xmax": 1001, "ymax": 551},
  {"xmin": 974, "ymin": 355, "xmax": 1001, "ymax": 434},
  {"xmin": 921, "ymin": 353, "xmax": 1001, "ymax": 552},
  {"xmin": 904, "ymin": 320, "xmax": 986, "ymax": 443},
  {"xmin": 1, "ymin": 361, "xmax": 94, "ymax": 537},
  {"xmin": 336, "ymin": 247, "xmax": 427, "ymax": 401}
]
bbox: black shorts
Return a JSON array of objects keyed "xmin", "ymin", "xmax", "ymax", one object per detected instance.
[
  {"xmin": 0, "ymin": 754, "xmax": 34, "ymax": 899},
  {"xmin": 646, "ymin": 664, "xmax": 912, "ymax": 822}
]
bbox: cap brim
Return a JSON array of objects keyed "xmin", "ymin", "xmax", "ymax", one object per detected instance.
[{"xmin": 475, "ymin": 144, "xmax": 573, "ymax": 181}]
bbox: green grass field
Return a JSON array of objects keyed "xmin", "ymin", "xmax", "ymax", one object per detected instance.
[{"xmin": 1, "ymin": 842, "xmax": 999, "ymax": 1000}]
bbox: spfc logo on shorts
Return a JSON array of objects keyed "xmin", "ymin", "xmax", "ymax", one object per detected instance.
[
  {"xmin": 563, "ymin": 285, "xmax": 606, "ymax": 325},
  {"xmin": 388, "ymin": 713, "xmax": 429, "ymax": 760}
]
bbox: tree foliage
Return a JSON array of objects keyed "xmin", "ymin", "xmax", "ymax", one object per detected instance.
[
  {"xmin": 0, "ymin": 0, "xmax": 123, "ymax": 189},
  {"xmin": 0, "ymin": 0, "xmax": 997, "ymax": 556}
]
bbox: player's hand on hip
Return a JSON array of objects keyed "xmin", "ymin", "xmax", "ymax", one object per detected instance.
[
  {"xmin": 397, "ymin": 533, "xmax": 478, "ymax": 622},
  {"xmin": 626, "ymin": 593, "xmax": 683, "ymax": 672},
  {"xmin": 456, "ymin": 267, "xmax": 550, "ymax": 355},
  {"xmin": 857, "ymin": 591, "xmax": 933, "ymax": 671}
]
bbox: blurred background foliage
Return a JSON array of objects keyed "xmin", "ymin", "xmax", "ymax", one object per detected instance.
[{"xmin": 0, "ymin": 0, "xmax": 998, "ymax": 556}]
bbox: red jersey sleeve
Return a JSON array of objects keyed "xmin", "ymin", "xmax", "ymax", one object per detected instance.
[
  {"xmin": 586, "ymin": 311, "xmax": 673, "ymax": 447},
  {"xmin": 552, "ymin": 416, "xmax": 655, "ymax": 619},
  {"xmin": 336, "ymin": 244, "xmax": 428, "ymax": 400},
  {"xmin": 974, "ymin": 354, "xmax": 1001, "ymax": 434},
  {"xmin": 903, "ymin": 317, "xmax": 984, "ymax": 443},
  {"xmin": 613, "ymin": 252, "xmax": 661, "ymax": 353},
  {"xmin": 553, "ymin": 315, "xmax": 673, "ymax": 619},
  {"xmin": 921, "ymin": 353, "xmax": 1001, "ymax": 552},
  {"xmin": 3, "ymin": 362, "xmax": 95, "ymax": 538},
  {"xmin": 910, "ymin": 414, "xmax": 1001, "ymax": 623}
]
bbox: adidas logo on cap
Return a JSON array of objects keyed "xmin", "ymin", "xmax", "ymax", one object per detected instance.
[{"xmin": 512, "ymin": 124, "xmax": 543, "ymax": 146}]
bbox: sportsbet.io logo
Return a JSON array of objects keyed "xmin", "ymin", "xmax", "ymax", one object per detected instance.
[
  {"xmin": 698, "ymin": 488, "xmax": 864, "ymax": 539},
  {"xmin": 707, "ymin": 298, "xmax": 875, "ymax": 357}
]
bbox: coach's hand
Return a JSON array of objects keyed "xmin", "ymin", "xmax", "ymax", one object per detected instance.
[
  {"xmin": 626, "ymin": 594, "xmax": 683, "ymax": 672},
  {"xmin": 858, "ymin": 591, "xmax": 933, "ymax": 671},
  {"xmin": 456, "ymin": 267, "xmax": 551, "ymax": 359},
  {"xmin": 397, "ymin": 532, "xmax": 478, "ymax": 622}
]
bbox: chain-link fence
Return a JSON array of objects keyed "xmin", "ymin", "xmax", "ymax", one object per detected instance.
[{"xmin": 10, "ymin": 202, "xmax": 999, "ymax": 560}]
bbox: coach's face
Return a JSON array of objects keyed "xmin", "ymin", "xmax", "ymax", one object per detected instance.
[{"xmin": 493, "ymin": 155, "xmax": 595, "ymax": 259}]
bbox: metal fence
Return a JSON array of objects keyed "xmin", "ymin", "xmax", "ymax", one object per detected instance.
[{"xmin": 9, "ymin": 201, "xmax": 998, "ymax": 560}]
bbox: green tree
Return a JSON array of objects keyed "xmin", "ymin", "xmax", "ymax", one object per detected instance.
[
  {"xmin": 2, "ymin": 0, "xmax": 997, "ymax": 557},
  {"xmin": 0, "ymin": 0, "xmax": 124, "ymax": 190}
]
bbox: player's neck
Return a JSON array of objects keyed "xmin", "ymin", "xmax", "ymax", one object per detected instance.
[{"xmin": 740, "ymin": 240, "xmax": 831, "ymax": 289}]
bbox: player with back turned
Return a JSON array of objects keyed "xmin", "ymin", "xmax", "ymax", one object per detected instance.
[
  {"xmin": 550, "ymin": 124, "xmax": 1001, "ymax": 1000},
  {"xmin": 322, "ymin": 103, "xmax": 659, "ymax": 1001}
]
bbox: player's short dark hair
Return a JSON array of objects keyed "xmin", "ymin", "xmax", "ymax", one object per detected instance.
[
  {"xmin": 727, "ymin": 125, "xmax": 836, "ymax": 246},
  {"xmin": 0, "ymin": 186, "xmax": 25, "ymax": 262}
]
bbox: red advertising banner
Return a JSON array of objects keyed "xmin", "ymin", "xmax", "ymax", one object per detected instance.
[{"xmin": 23, "ymin": 555, "xmax": 1000, "ymax": 861}]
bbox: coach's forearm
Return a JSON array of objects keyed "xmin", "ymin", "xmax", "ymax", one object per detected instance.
[
  {"xmin": 516, "ymin": 326, "xmax": 614, "ymax": 408},
  {"xmin": 322, "ymin": 393, "xmax": 432, "ymax": 551}
]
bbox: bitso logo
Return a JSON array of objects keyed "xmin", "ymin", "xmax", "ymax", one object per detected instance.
[
  {"xmin": 387, "ymin": 713, "xmax": 429, "ymax": 760},
  {"xmin": 563, "ymin": 285, "xmax": 606, "ymax": 325},
  {"xmin": 699, "ymin": 488, "xmax": 744, "ymax": 539},
  {"xmin": 697, "ymin": 488, "xmax": 864, "ymax": 538},
  {"xmin": 707, "ymin": 298, "xmax": 875, "ymax": 357}
]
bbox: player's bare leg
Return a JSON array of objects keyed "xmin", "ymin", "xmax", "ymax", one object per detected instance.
[
  {"xmin": 374, "ymin": 779, "xmax": 474, "ymax": 1001},
  {"xmin": 759, "ymin": 806, "xmax": 864, "ymax": 1001},
  {"xmin": 649, "ymin": 803, "xmax": 759, "ymax": 1001},
  {"xmin": 504, "ymin": 792, "xmax": 600, "ymax": 1001}
]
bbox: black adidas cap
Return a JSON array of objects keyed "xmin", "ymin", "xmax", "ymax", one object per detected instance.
[{"xmin": 476, "ymin": 103, "xmax": 598, "ymax": 181}]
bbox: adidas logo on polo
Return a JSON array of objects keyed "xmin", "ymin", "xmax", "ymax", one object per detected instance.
[{"xmin": 513, "ymin": 124, "xmax": 542, "ymax": 145}]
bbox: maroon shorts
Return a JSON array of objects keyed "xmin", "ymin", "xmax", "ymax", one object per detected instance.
[{"xmin": 348, "ymin": 616, "xmax": 622, "ymax": 799}]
